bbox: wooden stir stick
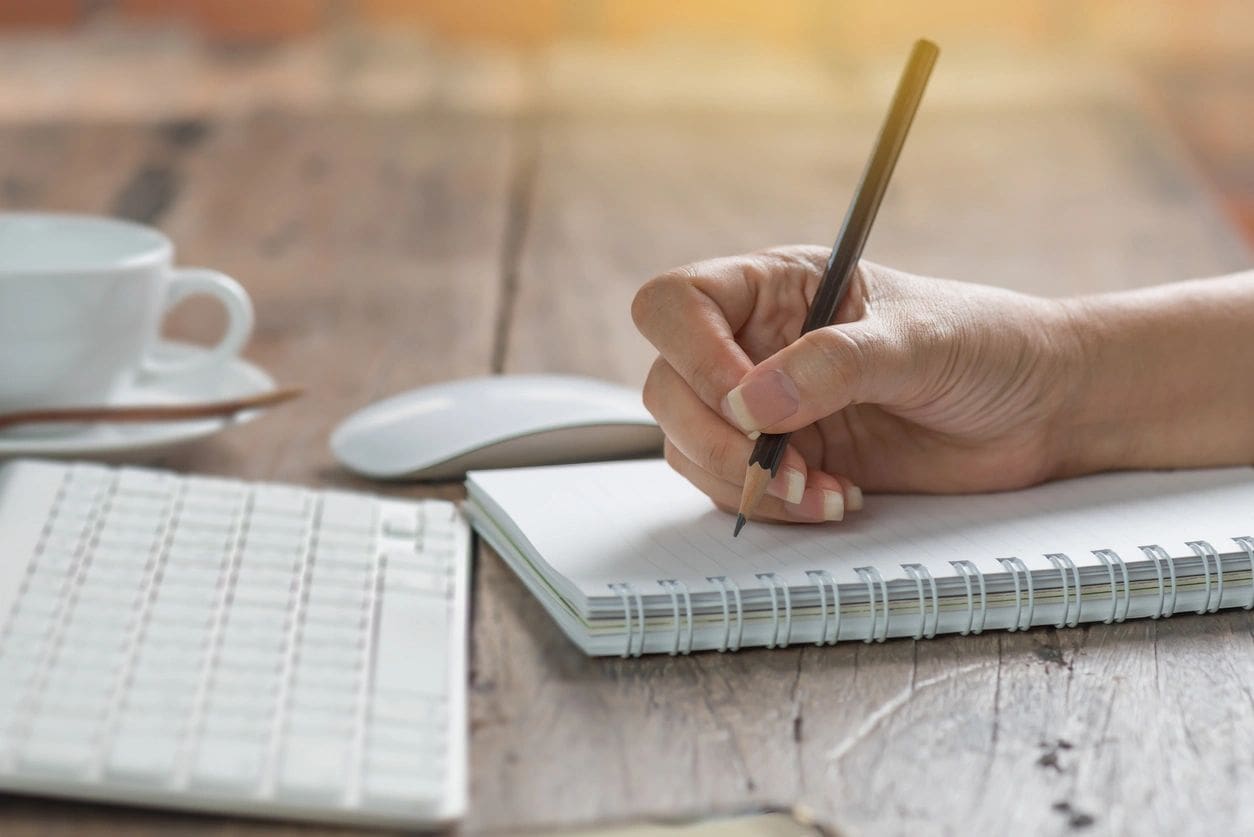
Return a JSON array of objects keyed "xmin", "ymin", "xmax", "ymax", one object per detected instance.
[{"xmin": 0, "ymin": 387, "xmax": 303, "ymax": 432}]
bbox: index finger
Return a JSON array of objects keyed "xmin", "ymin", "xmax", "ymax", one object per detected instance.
[{"xmin": 630, "ymin": 253, "xmax": 771, "ymax": 413}]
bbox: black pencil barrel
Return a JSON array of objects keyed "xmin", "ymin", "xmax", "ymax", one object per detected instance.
[{"xmin": 741, "ymin": 39, "xmax": 938, "ymax": 488}]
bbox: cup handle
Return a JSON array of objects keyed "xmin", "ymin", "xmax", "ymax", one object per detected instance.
[{"xmin": 140, "ymin": 268, "xmax": 255, "ymax": 379}]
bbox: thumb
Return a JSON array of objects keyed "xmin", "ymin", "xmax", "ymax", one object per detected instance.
[{"xmin": 720, "ymin": 322, "xmax": 910, "ymax": 434}]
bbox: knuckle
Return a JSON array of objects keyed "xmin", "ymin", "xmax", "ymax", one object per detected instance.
[
  {"xmin": 698, "ymin": 430, "xmax": 734, "ymax": 477},
  {"xmin": 631, "ymin": 267, "xmax": 693, "ymax": 331},
  {"xmin": 687, "ymin": 350, "xmax": 728, "ymax": 400},
  {"xmin": 806, "ymin": 327, "xmax": 866, "ymax": 394}
]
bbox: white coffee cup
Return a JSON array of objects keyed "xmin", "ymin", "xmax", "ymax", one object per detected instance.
[{"xmin": 0, "ymin": 212, "xmax": 254, "ymax": 412}]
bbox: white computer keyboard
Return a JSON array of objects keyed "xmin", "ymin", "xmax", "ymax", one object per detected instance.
[{"xmin": 0, "ymin": 458, "xmax": 469, "ymax": 829}]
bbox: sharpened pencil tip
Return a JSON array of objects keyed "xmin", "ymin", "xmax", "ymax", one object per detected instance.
[{"xmin": 733, "ymin": 514, "xmax": 746, "ymax": 537}]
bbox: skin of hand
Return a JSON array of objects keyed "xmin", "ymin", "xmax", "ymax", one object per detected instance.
[{"xmin": 632, "ymin": 245, "xmax": 1090, "ymax": 525}]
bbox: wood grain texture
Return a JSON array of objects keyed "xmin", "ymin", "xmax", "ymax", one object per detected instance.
[
  {"xmin": 2, "ymin": 38, "xmax": 1253, "ymax": 837},
  {"xmin": 503, "ymin": 101, "xmax": 1250, "ymax": 387}
]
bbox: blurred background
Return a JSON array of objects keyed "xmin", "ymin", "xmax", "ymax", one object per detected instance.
[{"xmin": 0, "ymin": 0, "xmax": 1250, "ymax": 241}]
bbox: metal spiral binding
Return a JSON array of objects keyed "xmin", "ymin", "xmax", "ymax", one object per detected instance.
[
  {"xmin": 1139, "ymin": 544, "xmax": 1177, "ymax": 618},
  {"xmin": 1233, "ymin": 537, "xmax": 1254, "ymax": 610},
  {"xmin": 657, "ymin": 579, "xmax": 694, "ymax": 655},
  {"xmin": 854, "ymin": 566, "xmax": 889, "ymax": 643},
  {"xmin": 706, "ymin": 575, "xmax": 743, "ymax": 652},
  {"xmin": 610, "ymin": 534, "xmax": 1254, "ymax": 657},
  {"xmin": 805, "ymin": 570, "xmax": 841, "ymax": 645},
  {"xmin": 1091, "ymin": 549, "xmax": 1131, "ymax": 623},
  {"xmin": 609, "ymin": 582, "xmax": 646, "ymax": 658},
  {"xmin": 1186, "ymin": 540, "xmax": 1223, "ymax": 614},
  {"xmin": 996, "ymin": 557, "xmax": 1035, "ymax": 631},
  {"xmin": 949, "ymin": 560, "xmax": 987, "ymax": 635},
  {"xmin": 755, "ymin": 572, "xmax": 792, "ymax": 648},
  {"xmin": 901, "ymin": 564, "xmax": 939, "ymax": 639},
  {"xmin": 1044, "ymin": 553, "xmax": 1080, "ymax": 628}
]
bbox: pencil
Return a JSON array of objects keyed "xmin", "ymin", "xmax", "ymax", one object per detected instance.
[{"xmin": 734, "ymin": 38, "xmax": 939, "ymax": 537}]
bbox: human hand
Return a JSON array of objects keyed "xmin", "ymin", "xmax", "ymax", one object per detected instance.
[{"xmin": 631, "ymin": 246, "xmax": 1083, "ymax": 524}]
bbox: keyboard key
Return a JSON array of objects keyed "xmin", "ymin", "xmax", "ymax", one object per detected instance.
[
  {"xmin": 288, "ymin": 688, "xmax": 358, "ymax": 716},
  {"xmin": 386, "ymin": 568, "xmax": 452, "ymax": 599},
  {"xmin": 21, "ymin": 716, "xmax": 101, "ymax": 773},
  {"xmin": 314, "ymin": 536, "xmax": 376, "ymax": 559},
  {"xmin": 365, "ymin": 731, "xmax": 446, "ymax": 771},
  {"xmin": 106, "ymin": 732, "xmax": 181, "ymax": 781},
  {"xmin": 184, "ymin": 474, "xmax": 244, "ymax": 498},
  {"xmin": 33, "ymin": 549, "xmax": 79, "ymax": 573},
  {"xmin": 40, "ymin": 530, "xmax": 87, "ymax": 555},
  {"xmin": 234, "ymin": 564, "xmax": 299, "ymax": 593},
  {"xmin": 160, "ymin": 561, "xmax": 224, "ymax": 587},
  {"xmin": 190, "ymin": 737, "xmax": 267, "ymax": 789},
  {"xmin": 247, "ymin": 511, "xmax": 309, "ymax": 535},
  {"xmin": 79, "ymin": 560, "xmax": 151, "ymax": 586},
  {"xmin": 20, "ymin": 737, "xmax": 96, "ymax": 775},
  {"xmin": 165, "ymin": 544, "xmax": 229, "ymax": 568},
  {"xmin": 381, "ymin": 511, "xmax": 420, "ymax": 539},
  {"xmin": 300, "ymin": 619, "xmax": 364, "ymax": 645},
  {"xmin": 370, "ymin": 691, "xmax": 445, "ymax": 725},
  {"xmin": 373, "ymin": 560, "xmax": 449, "ymax": 698},
  {"xmin": 215, "ymin": 648, "xmax": 284, "ymax": 678},
  {"xmin": 278, "ymin": 736, "xmax": 350, "ymax": 799},
  {"xmin": 116, "ymin": 703, "xmax": 187, "ymax": 734},
  {"xmin": 203, "ymin": 705, "xmax": 273, "ymax": 737},
  {"xmin": 320, "ymin": 492, "xmax": 377, "ymax": 533},
  {"xmin": 74, "ymin": 584, "xmax": 144, "ymax": 610},
  {"xmin": 116, "ymin": 467, "xmax": 177, "ymax": 496},
  {"xmin": 229, "ymin": 584, "xmax": 294, "ymax": 611},
  {"xmin": 149, "ymin": 587, "xmax": 220, "ymax": 615},
  {"xmin": 361, "ymin": 768, "xmax": 444, "ymax": 806},
  {"xmin": 223, "ymin": 604, "xmax": 290, "ymax": 634},
  {"xmin": 308, "ymin": 562, "xmax": 371, "ymax": 590},
  {"xmin": 253, "ymin": 484, "xmax": 312, "ymax": 517},
  {"xmin": 206, "ymin": 677, "xmax": 280, "ymax": 709},
  {"xmin": 304, "ymin": 598, "xmax": 367, "ymax": 627},
  {"xmin": 42, "ymin": 665, "xmax": 117, "ymax": 697},
  {"xmin": 169, "ymin": 529, "xmax": 233, "ymax": 554},
  {"xmin": 286, "ymin": 705, "xmax": 356, "ymax": 739},
  {"xmin": 292, "ymin": 663, "xmax": 360, "ymax": 695}
]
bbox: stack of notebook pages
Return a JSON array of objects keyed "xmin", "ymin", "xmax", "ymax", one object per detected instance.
[{"xmin": 466, "ymin": 459, "xmax": 1254, "ymax": 656}]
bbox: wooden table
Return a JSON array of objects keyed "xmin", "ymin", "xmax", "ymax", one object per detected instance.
[{"xmin": 1, "ymin": 33, "xmax": 1251, "ymax": 836}]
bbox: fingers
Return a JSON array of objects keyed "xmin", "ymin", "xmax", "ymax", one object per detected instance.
[
  {"xmin": 721, "ymin": 320, "xmax": 912, "ymax": 435},
  {"xmin": 632, "ymin": 257, "xmax": 758, "ymax": 413},
  {"xmin": 643, "ymin": 358, "xmax": 810, "ymax": 503},
  {"xmin": 665, "ymin": 440, "xmax": 848, "ymax": 523},
  {"xmin": 632, "ymin": 249, "xmax": 827, "ymax": 414}
]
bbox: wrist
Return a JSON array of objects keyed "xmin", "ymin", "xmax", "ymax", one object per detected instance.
[
  {"xmin": 1047, "ymin": 275, "xmax": 1254, "ymax": 477},
  {"xmin": 1046, "ymin": 295, "xmax": 1134, "ymax": 478}
]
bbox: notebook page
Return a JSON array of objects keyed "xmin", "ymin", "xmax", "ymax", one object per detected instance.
[{"xmin": 468, "ymin": 459, "xmax": 1254, "ymax": 597}]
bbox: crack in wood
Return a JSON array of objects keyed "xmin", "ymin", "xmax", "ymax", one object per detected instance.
[
  {"xmin": 491, "ymin": 113, "xmax": 540, "ymax": 374},
  {"xmin": 825, "ymin": 662, "xmax": 991, "ymax": 768}
]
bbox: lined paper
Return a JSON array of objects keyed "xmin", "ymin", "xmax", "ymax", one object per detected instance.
[{"xmin": 468, "ymin": 459, "xmax": 1254, "ymax": 596}]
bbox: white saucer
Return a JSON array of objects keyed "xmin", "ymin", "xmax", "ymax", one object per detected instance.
[{"xmin": 0, "ymin": 340, "xmax": 277, "ymax": 461}]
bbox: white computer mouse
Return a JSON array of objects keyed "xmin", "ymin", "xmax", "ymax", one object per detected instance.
[{"xmin": 330, "ymin": 374, "xmax": 664, "ymax": 480}]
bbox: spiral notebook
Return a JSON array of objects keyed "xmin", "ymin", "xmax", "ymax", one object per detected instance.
[{"xmin": 465, "ymin": 459, "xmax": 1254, "ymax": 656}]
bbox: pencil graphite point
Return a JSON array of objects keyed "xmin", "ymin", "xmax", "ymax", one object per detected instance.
[{"xmin": 733, "ymin": 514, "xmax": 747, "ymax": 537}]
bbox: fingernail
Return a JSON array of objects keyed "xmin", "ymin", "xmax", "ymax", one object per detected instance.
[
  {"xmin": 846, "ymin": 486, "xmax": 864, "ymax": 512},
  {"xmin": 721, "ymin": 370, "xmax": 800, "ymax": 432},
  {"xmin": 747, "ymin": 430, "xmax": 761, "ymax": 440},
  {"xmin": 767, "ymin": 467, "xmax": 805, "ymax": 504},
  {"xmin": 823, "ymin": 490, "xmax": 845, "ymax": 521}
]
